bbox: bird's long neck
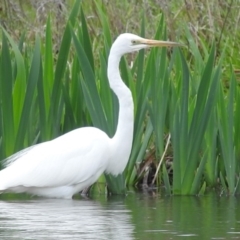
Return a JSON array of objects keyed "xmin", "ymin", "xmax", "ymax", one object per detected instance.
[{"xmin": 106, "ymin": 49, "xmax": 134, "ymax": 175}]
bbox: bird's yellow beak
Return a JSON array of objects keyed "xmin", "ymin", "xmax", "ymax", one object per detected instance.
[{"xmin": 139, "ymin": 39, "xmax": 182, "ymax": 47}]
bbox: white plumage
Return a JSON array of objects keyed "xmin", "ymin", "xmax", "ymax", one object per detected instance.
[
  {"xmin": 0, "ymin": 128, "xmax": 110, "ymax": 198},
  {"xmin": 0, "ymin": 33, "xmax": 180, "ymax": 198}
]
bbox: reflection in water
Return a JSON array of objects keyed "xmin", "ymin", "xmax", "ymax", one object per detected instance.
[
  {"xmin": 0, "ymin": 192, "xmax": 240, "ymax": 240},
  {"xmin": 127, "ymin": 192, "xmax": 240, "ymax": 240},
  {"xmin": 0, "ymin": 199, "xmax": 134, "ymax": 240}
]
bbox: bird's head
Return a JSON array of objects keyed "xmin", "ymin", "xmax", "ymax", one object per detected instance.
[{"xmin": 111, "ymin": 33, "xmax": 181, "ymax": 55}]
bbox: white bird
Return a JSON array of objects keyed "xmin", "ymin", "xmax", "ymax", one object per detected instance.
[{"xmin": 0, "ymin": 33, "xmax": 180, "ymax": 199}]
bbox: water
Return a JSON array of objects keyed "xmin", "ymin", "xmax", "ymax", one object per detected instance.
[{"xmin": 0, "ymin": 191, "xmax": 239, "ymax": 239}]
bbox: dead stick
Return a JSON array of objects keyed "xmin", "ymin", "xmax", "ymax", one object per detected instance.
[{"xmin": 151, "ymin": 134, "xmax": 171, "ymax": 185}]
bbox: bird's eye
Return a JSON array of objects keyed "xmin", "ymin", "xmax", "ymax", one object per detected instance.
[{"xmin": 131, "ymin": 40, "xmax": 137, "ymax": 44}]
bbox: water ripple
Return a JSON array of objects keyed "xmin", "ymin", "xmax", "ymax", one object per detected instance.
[{"xmin": 0, "ymin": 199, "xmax": 134, "ymax": 240}]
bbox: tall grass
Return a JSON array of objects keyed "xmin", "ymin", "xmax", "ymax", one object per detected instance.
[{"xmin": 0, "ymin": 1, "xmax": 239, "ymax": 196}]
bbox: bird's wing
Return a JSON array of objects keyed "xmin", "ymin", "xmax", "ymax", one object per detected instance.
[
  {"xmin": 2, "ymin": 144, "xmax": 42, "ymax": 168},
  {"xmin": 0, "ymin": 127, "xmax": 110, "ymax": 189}
]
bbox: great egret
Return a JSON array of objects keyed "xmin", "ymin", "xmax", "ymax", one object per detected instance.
[{"xmin": 0, "ymin": 33, "xmax": 180, "ymax": 198}]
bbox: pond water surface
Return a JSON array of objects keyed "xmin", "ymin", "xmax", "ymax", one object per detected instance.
[{"xmin": 0, "ymin": 191, "xmax": 239, "ymax": 239}]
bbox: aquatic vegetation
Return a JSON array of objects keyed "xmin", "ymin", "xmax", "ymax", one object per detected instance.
[{"xmin": 0, "ymin": 0, "xmax": 239, "ymax": 195}]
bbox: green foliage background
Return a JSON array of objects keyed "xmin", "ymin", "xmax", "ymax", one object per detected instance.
[{"xmin": 0, "ymin": 0, "xmax": 240, "ymax": 196}]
